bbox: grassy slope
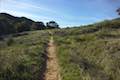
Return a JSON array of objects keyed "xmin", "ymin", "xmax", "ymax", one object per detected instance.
[
  {"xmin": 53, "ymin": 19, "xmax": 120, "ymax": 80},
  {"xmin": 0, "ymin": 30, "xmax": 50, "ymax": 80},
  {"xmin": 0, "ymin": 18, "xmax": 120, "ymax": 80}
]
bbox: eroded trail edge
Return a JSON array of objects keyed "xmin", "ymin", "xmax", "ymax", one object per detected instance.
[{"xmin": 44, "ymin": 36, "xmax": 61, "ymax": 80}]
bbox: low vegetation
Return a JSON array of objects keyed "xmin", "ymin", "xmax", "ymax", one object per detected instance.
[
  {"xmin": 53, "ymin": 18, "xmax": 120, "ymax": 80},
  {"xmin": 0, "ymin": 13, "xmax": 59, "ymax": 36},
  {"xmin": 0, "ymin": 14, "xmax": 120, "ymax": 80},
  {"xmin": 0, "ymin": 30, "xmax": 50, "ymax": 80}
]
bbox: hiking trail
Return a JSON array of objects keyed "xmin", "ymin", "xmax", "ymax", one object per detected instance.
[{"xmin": 44, "ymin": 36, "xmax": 61, "ymax": 80}]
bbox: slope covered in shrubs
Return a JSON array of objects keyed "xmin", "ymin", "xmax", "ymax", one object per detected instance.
[
  {"xmin": 0, "ymin": 16, "xmax": 120, "ymax": 80},
  {"xmin": 0, "ymin": 30, "xmax": 50, "ymax": 80},
  {"xmin": 0, "ymin": 13, "xmax": 59, "ymax": 36},
  {"xmin": 53, "ymin": 18, "xmax": 120, "ymax": 80}
]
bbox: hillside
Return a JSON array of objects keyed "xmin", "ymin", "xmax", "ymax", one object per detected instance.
[
  {"xmin": 53, "ymin": 18, "xmax": 120, "ymax": 80},
  {"xmin": 0, "ymin": 13, "xmax": 59, "ymax": 36},
  {"xmin": 0, "ymin": 18, "xmax": 120, "ymax": 80},
  {"xmin": 0, "ymin": 30, "xmax": 50, "ymax": 80}
]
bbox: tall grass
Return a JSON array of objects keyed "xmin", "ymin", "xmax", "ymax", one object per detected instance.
[
  {"xmin": 0, "ymin": 30, "xmax": 50, "ymax": 80},
  {"xmin": 53, "ymin": 24, "xmax": 120, "ymax": 80}
]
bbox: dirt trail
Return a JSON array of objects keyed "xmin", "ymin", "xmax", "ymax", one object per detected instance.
[{"xmin": 44, "ymin": 36, "xmax": 61, "ymax": 80}]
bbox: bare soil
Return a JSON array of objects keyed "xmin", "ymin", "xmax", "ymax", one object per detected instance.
[{"xmin": 44, "ymin": 37, "xmax": 61, "ymax": 80}]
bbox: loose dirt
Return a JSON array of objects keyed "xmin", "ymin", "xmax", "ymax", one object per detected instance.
[{"xmin": 44, "ymin": 37, "xmax": 61, "ymax": 80}]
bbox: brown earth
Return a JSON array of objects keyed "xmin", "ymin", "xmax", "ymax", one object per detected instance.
[{"xmin": 44, "ymin": 36, "xmax": 61, "ymax": 80}]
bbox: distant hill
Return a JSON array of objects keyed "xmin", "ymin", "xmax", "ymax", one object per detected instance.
[{"xmin": 0, "ymin": 13, "xmax": 59, "ymax": 36}]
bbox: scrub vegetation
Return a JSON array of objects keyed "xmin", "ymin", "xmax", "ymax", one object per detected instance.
[
  {"xmin": 0, "ymin": 12, "xmax": 120, "ymax": 80},
  {"xmin": 53, "ymin": 18, "xmax": 120, "ymax": 80},
  {"xmin": 0, "ymin": 30, "xmax": 50, "ymax": 80}
]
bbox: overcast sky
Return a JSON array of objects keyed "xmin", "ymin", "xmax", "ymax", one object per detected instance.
[{"xmin": 0, "ymin": 0, "xmax": 120, "ymax": 27}]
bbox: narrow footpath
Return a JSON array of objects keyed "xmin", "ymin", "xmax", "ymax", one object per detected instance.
[{"xmin": 44, "ymin": 36, "xmax": 61, "ymax": 80}]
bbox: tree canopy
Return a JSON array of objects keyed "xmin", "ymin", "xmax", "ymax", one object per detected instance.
[
  {"xmin": 46, "ymin": 21, "xmax": 59, "ymax": 29},
  {"xmin": 0, "ymin": 13, "xmax": 60, "ymax": 36},
  {"xmin": 117, "ymin": 8, "xmax": 120, "ymax": 15}
]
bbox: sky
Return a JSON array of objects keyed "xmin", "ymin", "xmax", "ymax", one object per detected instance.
[{"xmin": 0, "ymin": 0, "xmax": 120, "ymax": 27}]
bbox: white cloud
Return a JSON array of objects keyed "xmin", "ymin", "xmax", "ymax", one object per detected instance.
[
  {"xmin": 0, "ymin": 9, "xmax": 53, "ymax": 22},
  {"xmin": 0, "ymin": 0, "xmax": 108, "ymax": 27},
  {"xmin": 1, "ymin": 0, "xmax": 98, "ymax": 21},
  {"xmin": 1, "ymin": 0, "xmax": 58, "ymax": 14}
]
